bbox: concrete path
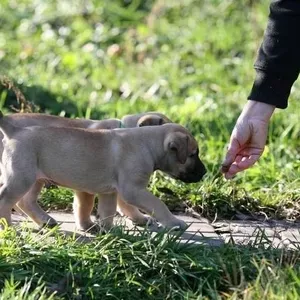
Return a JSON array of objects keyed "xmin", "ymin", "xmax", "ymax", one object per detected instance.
[
  {"xmin": 213, "ymin": 220, "xmax": 300, "ymax": 249},
  {"xmin": 12, "ymin": 212, "xmax": 300, "ymax": 249}
]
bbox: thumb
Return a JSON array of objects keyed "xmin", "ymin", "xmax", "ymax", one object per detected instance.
[{"xmin": 221, "ymin": 139, "xmax": 240, "ymax": 173}]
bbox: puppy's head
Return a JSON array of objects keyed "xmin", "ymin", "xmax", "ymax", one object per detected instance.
[
  {"xmin": 121, "ymin": 112, "xmax": 172, "ymax": 128},
  {"xmin": 137, "ymin": 114, "xmax": 170, "ymax": 127},
  {"xmin": 161, "ymin": 125, "xmax": 206, "ymax": 183}
]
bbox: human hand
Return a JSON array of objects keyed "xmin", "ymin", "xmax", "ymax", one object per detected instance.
[{"xmin": 221, "ymin": 101, "xmax": 275, "ymax": 179}]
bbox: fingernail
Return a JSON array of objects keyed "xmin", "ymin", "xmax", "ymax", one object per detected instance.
[{"xmin": 221, "ymin": 165, "xmax": 230, "ymax": 173}]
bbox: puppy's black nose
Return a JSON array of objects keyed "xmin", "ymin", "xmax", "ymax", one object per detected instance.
[
  {"xmin": 197, "ymin": 160, "xmax": 206, "ymax": 179},
  {"xmin": 200, "ymin": 164, "xmax": 207, "ymax": 178},
  {"xmin": 196, "ymin": 167, "xmax": 206, "ymax": 181}
]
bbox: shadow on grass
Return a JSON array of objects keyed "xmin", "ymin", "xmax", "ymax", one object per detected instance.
[{"xmin": 0, "ymin": 83, "xmax": 79, "ymax": 116}]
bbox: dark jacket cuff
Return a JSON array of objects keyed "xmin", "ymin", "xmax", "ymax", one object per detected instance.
[{"xmin": 247, "ymin": 70, "xmax": 298, "ymax": 109}]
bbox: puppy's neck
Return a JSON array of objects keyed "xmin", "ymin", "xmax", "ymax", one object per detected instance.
[{"xmin": 137, "ymin": 127, "xmax": 167, "ymax": 172}]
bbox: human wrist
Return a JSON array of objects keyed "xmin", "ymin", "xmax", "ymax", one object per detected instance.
[{"xmin": 239, "ymin": 100, "xmax": 275, "ymax": 123}]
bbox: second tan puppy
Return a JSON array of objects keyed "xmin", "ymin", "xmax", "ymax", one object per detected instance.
[
  {"xmin": 0, "ymin": 114, "xmax": 206, "ymax": 231},
  {"xmin": 0, "ymin": 112, "xmax": 171, "ymax": 230}
]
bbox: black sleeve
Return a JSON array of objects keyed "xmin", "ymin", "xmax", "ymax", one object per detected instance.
[{"xmin": 248, "ymin": 0, "xmax": 300, "ymax": 109}]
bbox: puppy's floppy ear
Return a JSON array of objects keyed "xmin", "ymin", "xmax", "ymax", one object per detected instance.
[
  {"xmin": 164, "ymin": 132, "xmax": 188, "ymax": 164},
  {"xmin": 137, "ymin": 115, "xmax": 165, "ymax": 127}
]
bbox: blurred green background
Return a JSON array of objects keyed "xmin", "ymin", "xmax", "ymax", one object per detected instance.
[{"xmin": 0, "ymin": 0, "xmax": 299, "ymax": 220}]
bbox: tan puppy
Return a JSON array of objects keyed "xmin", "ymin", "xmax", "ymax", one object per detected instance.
[
  {"xmin": 0, "ymin": 113, "xmax": 206, "ymax": 231},
  {"xmin": 0, "ymin": 112, "xmax": 171, "ymax": 230}
]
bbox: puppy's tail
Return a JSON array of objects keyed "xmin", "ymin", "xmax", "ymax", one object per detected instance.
[{"xmin": 0, "ymin": 111, "xmax": 18, "ymax": 138}]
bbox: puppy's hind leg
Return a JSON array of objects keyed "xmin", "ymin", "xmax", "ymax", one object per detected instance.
[
  {"xmin": 0, "ymin": 178, "xmax": 35, "ymax": 229},
  {"xmin": 16, "ymin": 181, "xmax": 57, "ymax": 228},
  {"xmin": 0, "ymin": 186, "xmax": 16, "ymax": 226},
  {"xmin": 0, "ymin": 142, "xmax": 37, "ymax": 228}
]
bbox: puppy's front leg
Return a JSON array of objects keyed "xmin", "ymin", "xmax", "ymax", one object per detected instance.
[
  {"xmin": 97, "ymin": 192, "xmax": 117, "ymax": 231},
  {"xmin": 73, "ymin": 191, "xmax": 95, "ymax": 231},
  {"xmin": 119, "ymin": 187, "xmax": 187, "ymax": 230}
]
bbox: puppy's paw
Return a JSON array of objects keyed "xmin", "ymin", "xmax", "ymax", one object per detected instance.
[
  {"xmin": 132, "ymin": 215, "xmax": 155, "ymax": 227},
  {"xmin": 164, "ymin": 218, "xmax": 188, "ymax": 231},
  {"xmin": 39, "ymin": 219, "xmax": 59, "ymax": 230},
  {"xmin": 77, "ymin": 222, "xmax": 102, "ymax": 234}
]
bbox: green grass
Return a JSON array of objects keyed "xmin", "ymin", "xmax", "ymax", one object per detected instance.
[
  {"xmin": 0, "ymin": 1, "xmax": 300, "ymax": 298},
  {"xmin": 1, "ymin": 224, "xmax": 300, "ymax": 299},
  {"xmin": 4, "ymin": 224, "xmax": 300, "ymax": 299}
]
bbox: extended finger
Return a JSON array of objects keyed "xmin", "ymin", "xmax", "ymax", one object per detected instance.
[
  {"xmin": 221, "ymin": 139, "xmax": 241, "ymax": 173},
  {"xmin": 236, "ymin": 154, "xmax": 260, "ymax": 169},
  {"xmin": 224, "ymin": 154, "xmax": 260, "ymax": 179}
]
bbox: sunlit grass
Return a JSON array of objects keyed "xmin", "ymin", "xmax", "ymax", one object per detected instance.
[{"xmin": 1, "ymin": 225, "xmax": 300, "ymax": 299}]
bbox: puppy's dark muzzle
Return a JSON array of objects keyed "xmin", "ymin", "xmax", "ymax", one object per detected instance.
[{"xmin": 178, "ymin": 160, "xmax": 207, "ymax": 183}]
